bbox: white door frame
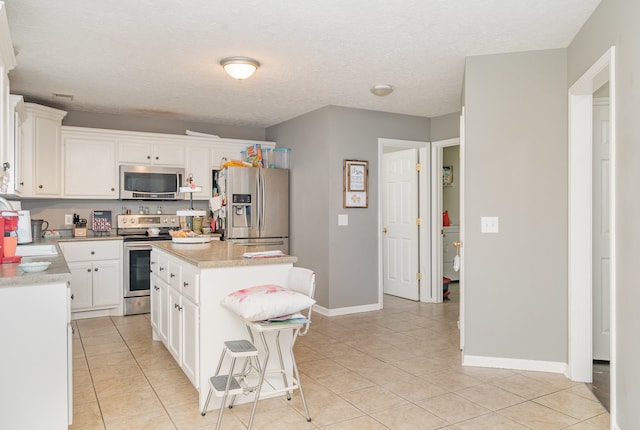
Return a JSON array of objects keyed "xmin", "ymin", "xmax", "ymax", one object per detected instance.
[
  {"xmin": 378, "ymin": 138, "xmax": 430, "ymax": 305},
  {"xmin": 567, "ymin": 47, "xmax": 616, "ymax": 422},
  {"xmin": 430, "ymin": 137, "xmax": 460, "ymax": 304}
]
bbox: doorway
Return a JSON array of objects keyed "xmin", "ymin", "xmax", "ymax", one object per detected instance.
[
  {"xmin": 431, "ymin": 138, "xmax": 461, "ymax": 304},
  {"xmin": 568, "ymin": 47, "xmax": 616, "ymax": 422},
  {"xmin": 378, "ymin": 138, "xmax": 429, "ymax": 303}
]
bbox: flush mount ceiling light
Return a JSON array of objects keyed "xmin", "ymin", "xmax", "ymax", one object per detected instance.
[
  {"xmin": 220, "ymin": 56, "xmax": 260, "ymax": 80},
  {"xmin": 370, "ymin": 84, "xmax": 394, "ymax": 96}
]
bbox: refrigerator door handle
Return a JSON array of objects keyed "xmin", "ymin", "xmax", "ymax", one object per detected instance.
[{"xmin": 259, "ymin": 169, "xmax": 265, "ymax": 233}]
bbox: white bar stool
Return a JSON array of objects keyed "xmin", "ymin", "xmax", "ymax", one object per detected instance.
[{"xmin": 200, "ymin": 339, "xmax": 262, "ymax": 430}]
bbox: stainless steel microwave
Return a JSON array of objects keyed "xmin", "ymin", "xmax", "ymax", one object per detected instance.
[{"xmin": 119, "ymin": 165, "xmax": 184, "ymax": 200}]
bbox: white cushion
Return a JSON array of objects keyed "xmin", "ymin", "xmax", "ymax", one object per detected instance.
[{"xmin": 222, "ymin": 284, "xmax": 316, "ymax": 322}]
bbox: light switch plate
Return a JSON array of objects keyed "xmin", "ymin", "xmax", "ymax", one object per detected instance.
[
  {"xmin": 481, "ymin": 216, "xmax": 499, "ymax": 233},
  {"xmin": 64, "ymin": 214, "xmax": 73, "ymax": 225},
  {"xmin": 338, "ymin": 214, "xmax": 349, "ymax": 226}
]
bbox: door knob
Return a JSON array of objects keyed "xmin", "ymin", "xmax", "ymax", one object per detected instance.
[
  {"xmin": 382, "ymin": 228, "xmax": 387, "ymax": 233},
  {"xmin": 453, "ymin": 241, "xmax": 462, "ymax": 248}
]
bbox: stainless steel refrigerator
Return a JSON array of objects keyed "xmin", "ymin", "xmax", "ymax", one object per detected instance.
[{"xmin": 222, "ymin": 167, "xmax": 289, "ymax": 253}]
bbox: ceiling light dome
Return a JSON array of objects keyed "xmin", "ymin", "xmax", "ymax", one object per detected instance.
[
  {"xmin": 370, "ymin": 84, "xmax": 394, "ymax": 96},
  {"xmin": 220, "ymin": 56, "xmax": 260, "ymax": 80}
]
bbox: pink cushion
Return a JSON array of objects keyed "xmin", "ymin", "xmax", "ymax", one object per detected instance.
[{"xmin": 222, "ymin": 284, "xmax": 316, "ymax": 322}]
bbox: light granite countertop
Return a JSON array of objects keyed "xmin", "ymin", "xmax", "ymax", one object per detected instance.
[
  {"xmin": 0, "ymin": 242, "xmax": 71, "ymax": 287},
  {"xmin": 152, "ymin": 241, "xmax": 297, "ymax": 269}
]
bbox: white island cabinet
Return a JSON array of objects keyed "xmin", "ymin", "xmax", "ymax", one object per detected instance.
[
  {"xmin": 150, "ymin": 242, "xmax": 296, "ymax": 411},
  {"xmin": 59, "ymin": 239, "xmax": 123, "ymax": 318},
  {"xmin": 0, "ymin": 246, "xmax": 73, "ymax": 429}
]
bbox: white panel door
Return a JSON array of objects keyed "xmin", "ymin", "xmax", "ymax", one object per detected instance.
[
  {"xmin": 383, "ymin": 149, "xmax": 419, "ymax": 300},
  {"xmin": 593, "ymin": 100, "xmax": 610, "ymax": 361}
]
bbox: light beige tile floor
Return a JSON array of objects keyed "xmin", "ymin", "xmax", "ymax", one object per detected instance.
[{"xmin": 69, "ymin": 289, "xmax": 610, "ymax": 429}]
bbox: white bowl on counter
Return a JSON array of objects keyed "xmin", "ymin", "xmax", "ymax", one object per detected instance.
[{"xmin": 19, "ymin": 261, "xmax": 52, "ymax": 273}]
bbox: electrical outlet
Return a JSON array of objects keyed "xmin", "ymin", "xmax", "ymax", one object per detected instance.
[{"xmin": 65, "ymin": 214, "xmax": 73, "ymax": 225}]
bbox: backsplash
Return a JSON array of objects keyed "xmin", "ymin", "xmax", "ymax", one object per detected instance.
[{"xmin": 14, "ymin": 199, "xmax": 209, "ymax": 232}]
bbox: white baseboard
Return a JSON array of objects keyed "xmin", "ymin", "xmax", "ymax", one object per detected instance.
[
  {"xmin": 313, "ymin": 302, "xmax": 381, "ymax": 317},
  {"xmin": 463, "ymin": 354, "xmax": 567, "ymax": 374}
]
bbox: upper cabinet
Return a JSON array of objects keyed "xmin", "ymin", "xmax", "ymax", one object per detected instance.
[
  {"xmin": 63, "ymin": 128, "xmax": 117, "ymax": 198},
  {"xmin": 118, "ymin": 140, "xmax": 185, "ymax": 166},
  {"xmin": 19, "ymin": 103, "xmax": 67, "ymax": 197},
  {"xmin": 0, "ymin": 3, "xmax": 16, "ymax": 190}
]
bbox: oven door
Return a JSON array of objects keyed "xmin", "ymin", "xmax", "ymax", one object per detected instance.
[{"xmin": 123, "ymin": 243, "xmax": 152, "ymax": 298}]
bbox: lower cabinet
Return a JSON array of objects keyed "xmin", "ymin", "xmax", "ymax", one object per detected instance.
[
  {"xmin": 151, "ymin": 249, "xmax": 200, "ymax": 387},
  {"xmin": 60, "ymin": 240, "xmax": 122, "ymax": 315}
]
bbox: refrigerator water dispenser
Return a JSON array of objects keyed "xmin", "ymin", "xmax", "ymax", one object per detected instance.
[{"xmin": 232, "ymin": 194, "xmax": 252, "ymax": 228}]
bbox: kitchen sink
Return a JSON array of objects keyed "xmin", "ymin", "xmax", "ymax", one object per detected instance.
[{"xmin": 16, "ymin": 244, "xmax": 58, "ymax": 257}]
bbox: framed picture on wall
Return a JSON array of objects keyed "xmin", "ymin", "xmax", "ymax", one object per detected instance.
[
  {"xmin": 443, "ymin": 165, "xmax": 454, "ymax": 186},
  {"xmin": 343, "ymin": 159, "xmax": 368, "ymax": 208}
]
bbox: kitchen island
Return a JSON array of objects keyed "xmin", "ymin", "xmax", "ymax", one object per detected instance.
[
  {"xmin": 0, "ymin": 243, "xmax": 73, "ymax": 429},
  {"xmin": 150, "ymin": 241, "xmax": 297, "ymax": 411}
]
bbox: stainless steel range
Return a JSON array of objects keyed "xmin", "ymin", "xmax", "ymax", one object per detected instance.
[{"xmin": 117, "ymin": 214, "xmax": 179, "ymax": 315}]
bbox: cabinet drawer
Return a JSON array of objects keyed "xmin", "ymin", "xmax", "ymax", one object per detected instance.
[
  {"xmin": 167, "ymin": 259, "xmax": 182, "ymax": 290},
  {"xmin": 60, "ymin": 240, "xmax": 122, "ymax": 262},
  {"xmin": 180, "ymin": 267, "xmax": 200, "ymax": 304}
]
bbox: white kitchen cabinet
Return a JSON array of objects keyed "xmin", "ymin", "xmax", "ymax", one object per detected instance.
[
  {"xmin": 118, "ymin": 139, "xmax": 185, "ymax": 166},
  {"xmin": 211, "ymin": 144, "xmax": 243, "ymax": 169},
  {"xmin": 0, "ymin": 5, "xmax": 16, "ymax": 185},
  {"xmin": 181, "ymin": 296, "xmax": 199, "ymax": 385},
  {"xmin": 63, "ymin": 128, "xmax": 117, "ymax": 198},
  {"xmin": 0, "ymin": 281, "xmax": 71, "ymax": 429},
  {"xmin": 185, "ymin": 144, "xmax": 212, "ymax": 200},
  {"xmin": 60, "ymin": 240, "xmax": 123, "ymax": 316},
  {"xmin": 20, "ymin": 103, "xmax": 67, "ymax": 197},
  {"xmin": 8, "ymin": 95, "xmax": 25, "ymax": 195},
  {"xmin": 168, "ymin": 287, "xmax": 182, "ymax": 362},
  {"xmin": 151, "ymin": 249, "xmax": 200, "ymax": 387},
  {"xmin": 167, "ymin": 287, "xmax": 199, "ymax": 386}
]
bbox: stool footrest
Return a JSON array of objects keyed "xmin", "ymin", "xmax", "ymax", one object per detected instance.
[
  {"xmin": 210, "ymin": 375, "xmax": 244, "ymax": 396},
  {"xmin": 224, "ymin": 340, "xmax": 258, "ymax": 357}
]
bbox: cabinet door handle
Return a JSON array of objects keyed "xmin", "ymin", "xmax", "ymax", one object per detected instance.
[
  {"xmin": 90, "ymin": 251, "xmax": 95, "ymax": 255},
  {"xmin": 111, "ymin": 187, "xmax": 115, "ymax": 192},
  {"xmin": 155, "ymin": 156, "xmax": 159, "ymax": 160},
  {"xmin": 159, "ymin": 266, "xmax": 165, "ymax": 271},
  {"xmin": 86, "ymin": 268, "xmax": 91, "ymax": 272},
  {"xmin": 19, "ymin": 182, "xmax": 24, "ymax": 186},
  {"xmin": 38, "ymin": 184, "xmax": 43, "ymax": 189},
  {"xmin": 174, "ymin": 303, "xmax": 183, "ymax": 311},
  {"xmin": 154, "ymin": 285, "xmax": 160, "ymax": 291},
  {"xmin": 94, "ymin": 268, "xmax": 98, "ymax": 272},
  {"xmin": 183, "ymin": 282, "xmax": 189, "ymax": 288},
  {"xmin": 147, "ymin": 155, "xmax": 151, "ymax": 159},
  {"xmin": 170, "ymin": 273, "xmax": 175, "ymax": 278},
  {"xmin": 70, "ymin": 294, "xmax": 74, "ymax": 300}
]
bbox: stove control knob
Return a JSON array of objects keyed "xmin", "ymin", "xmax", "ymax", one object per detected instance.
[
  {"xmin": 121, "ymin": 219, "xmax": 127, "ymax": 224},
  {"xmin": 130, "ymin": 217, "xmax": 136, "ymax": 224}
]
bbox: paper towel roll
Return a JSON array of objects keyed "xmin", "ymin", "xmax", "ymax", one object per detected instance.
[{"xmin": 453, "ymin": 255, "xmax": 460, "ymax": 272}]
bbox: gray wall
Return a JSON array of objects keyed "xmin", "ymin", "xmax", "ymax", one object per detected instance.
[
  {"xmin": 568, "ymin": 0, "xmax": 640, "ymax": 426},
  {"xmin": 62, "ymin": 109, "xmax": 266, "ymax": 141},
  {"xmin": 430, "ymin": 112, "xmax": 460, "ymax": 142},
  {"xmin": 267, "ymin": 106, "xmax": 429, "ymax": 309},
  {"xmin": 464, "ymin": 49, "xmax": 568, "ymax": 362}
]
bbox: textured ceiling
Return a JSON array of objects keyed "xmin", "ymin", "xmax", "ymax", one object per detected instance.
[{"xmin": 4, "ymin": 0, "xmax": 600, "ymax": 128}]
